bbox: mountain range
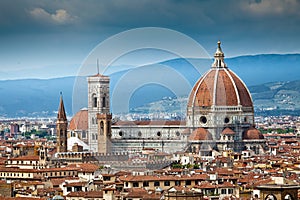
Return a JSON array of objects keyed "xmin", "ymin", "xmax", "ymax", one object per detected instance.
[{"xmin": 0, "ymin": 54, "xmax": 300, "ymax": 118}]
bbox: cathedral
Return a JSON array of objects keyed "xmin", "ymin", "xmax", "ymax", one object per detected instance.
[{"xmin": 63, "ymin": 41, "xmax": 266, "ymax": 157}]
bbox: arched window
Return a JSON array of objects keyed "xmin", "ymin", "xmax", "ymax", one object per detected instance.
[
  {"xmin": 102, "ymin": 96, "xmax": 106, "ymax": 108},
  {"xmin": 92, "ymin": 94, "xmax": 97, "ymax": 107},
  {"xmin": 284, "ymin": 194, "xmax": 293, "ymax": 200},
  {"xmin": 100, "ymin": 121, "xmax": 104, "ymax": 135},
  {"xmin": 265, "ymin": 194, "xmax": 277, "ymax": 200}
]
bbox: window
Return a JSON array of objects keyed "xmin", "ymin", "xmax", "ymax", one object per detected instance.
[
  {"xmin": 175, "ymin": 180, "xmax": 180, "ymax": 186},
  {"xmin": 102, "ymin": 96, "xmax": 106, "ymax": 107},
  {"xmin": 224, "ymin": 117, "xmax": 230, "ymax": 124},
  {"xmin": 266, "ymin": 194, "xmax": 276, "ymax": 200},
  {"xmin": 82, "ymin": 131, "xmax": 86, "ymax": 139},
  {"xmin": 119, "ymin": 131, "xmax": 123, "ymax": 137},
  {"xmin": 200, "ymin": 116, "xmax": 207, "ymax": 124},
  {"xmin": 228, "ymin": 189, "xmax": 233, "ymax": 194},
  {"xmin": 185, "ymin": 180, "xmax": 191, "ymax": 185},
  {"xmin": 133, "ymin": 182, "xmax": 139, "ymax": 187},
  {"xmin": 143, "ymin": 182, "xmax": 149, "ymax": 187},
  {"xmin": 154, "ymin": 181, "xmax": 160, "ymax": 187},
  {"xmin": 93, "ymin": 94, "xmax": 97, "ymax": 107},
  {"xmin": 157, "ymin": 131, "xmax": 161, "ymax": 137},
  {"xmin": 164, "ymin": 181, "xmax": 170, "ymax": 186},
  {"xmin": 221, "ymin": 189, "xmax": 226, "ymax": 194},
  {"xmin": 100, "ymin": 121, "xmax": 104, "ymax": 135}
]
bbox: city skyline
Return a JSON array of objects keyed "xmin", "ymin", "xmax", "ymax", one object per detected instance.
[{"xmin": 0, "ymin": 0, "xmax": 300, "ymax": 79}]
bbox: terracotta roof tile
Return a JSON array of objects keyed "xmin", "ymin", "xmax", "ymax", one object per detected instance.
[
  {"xmin": 188, "ymin": 128, "xmax": 212, "ymax": 140},
  {"xmin": 66, "ymin": 191, "xmax": 103, "ymax": 198},
  {"xmin": 9, "ymin": 155, "xmax": 39, "ymax": 161},
  {"xmin": 69, "ymin": 109, "xmax": 88, "ymax": 130},
  {"xmin": 222, "ymin": 127, "xmax": 235, "ymax": 135}
]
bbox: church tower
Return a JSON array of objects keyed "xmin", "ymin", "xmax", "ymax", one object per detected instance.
[
  {"xmin": 97, "ymin": 113, "xmax": 112, "ymax": 153},
  {"xmin": 88, "ymin": 73, "xmax": 110, "ymax": 152},
  {"xmin": 56, "ymin": 94, "xmax": 68, "ymax": 153}
]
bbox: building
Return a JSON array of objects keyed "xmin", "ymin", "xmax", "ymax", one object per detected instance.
[
  {"xmin": 256, "ymin": 177, "xmax": 300, "ymax": 200},
  {"xmin": 56, "ymin": 94, "xmax": 68, "ymax": 153},
  {"xmin": 65, "ymin": 41, "xmax": 266, "ymax": 156},
  {"xmin": 87, "ymin": 74, "xmax": 110, "ymax": 152}
]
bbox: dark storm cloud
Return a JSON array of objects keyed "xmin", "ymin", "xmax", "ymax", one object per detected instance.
[
  {"xmin": 0, "ymin": 0, "xmax": 300, "ymax": 79},
  {"xmin": 1, "ymin": 0, "xmax": 300, "ymax": 37}
]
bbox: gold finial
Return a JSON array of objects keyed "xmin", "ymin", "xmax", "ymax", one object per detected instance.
[
  {"xmin": 212, "ymin": 40, "xmax": 227, "ymax": 68},
  {"xmin": 216, "ymin": 40, "xmax": 223, "ymax": 54}
]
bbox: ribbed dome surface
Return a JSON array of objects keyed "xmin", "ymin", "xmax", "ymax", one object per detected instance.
[
  {"xmin": 242, "ymin": 127, "xmax": 264, "ymax": 140},
  {"xmin": 187, "ymin": 41, "xmax": 253, "ymax": 108},
  {"xmin": 189, "ymin": 128, "xmax": 213, "ymax": 140},
  {"xmin": 69, "ymin": 109, "xmax": 88, "ymax": 130},
  {"xmin": 188, "ymin": 69, "xmax": 252, "ymax": 107},
  {"xmin": 221, "ymin": 127, "xmax": 235, "ymax": 135}
]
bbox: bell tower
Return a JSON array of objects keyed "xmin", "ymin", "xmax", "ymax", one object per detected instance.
[
  {"xmin": 97, "ymin": 113, "xmax": 112, "ymax": 153},
  {"xmin": 56, "ymin": 94, "xmax": 68, "ymax": 153},
  {"xmin": 87, "ymin": 73, "xmax": 110, "ymax": 152}
]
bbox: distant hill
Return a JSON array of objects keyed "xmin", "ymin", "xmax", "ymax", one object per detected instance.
[
  {"xmin": 0, "ymin": 77, "xmax": 75, "ymax": 118},
  {"xmin": 131, "ymin": 80, "xmax": 300, "ymax": 117},
  {"xmin": 0, "ymin": 54, "xmax": 300, "ymax": 117},
  {"xmin": 249, "ymin": 80, "xmax": 300, "ymax": 116}
]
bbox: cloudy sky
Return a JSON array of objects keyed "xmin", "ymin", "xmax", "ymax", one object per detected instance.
[{"xmin": 0, "ymin": 0, "xmax": 300, "ymax": 79}]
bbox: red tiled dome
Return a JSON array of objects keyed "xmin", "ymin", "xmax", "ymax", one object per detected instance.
[
  {"xmin": 189, "ymin": 128, "xmax": 213, "ymax": 140},
  {"xmin": 182, "ymin": 128, "xmax": 191, "ymax": 135},
  {"xmin": 69, "ymin": 109, "xmax": 88, "ymax": 130},
  {"xmin": 188, "ymin": 69, "xmax": 253, "ymax": 107},
  {"xmin": 221, "ymin": 127, "xmax": 235, "ymax": 135},
  {"xmin": 187, "ymin": 41, "xmax": 253, "ymax": 108},
  {"xmin": 242, "ymin": 127, "xmax": 264, "ymax": 140}
]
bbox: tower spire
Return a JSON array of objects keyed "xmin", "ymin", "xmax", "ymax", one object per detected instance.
[
  {"xmin": 57, "ymin": 92, "xmax": 67, "ymax": 120},
  {"xmin": 56, "ymin": 93, "xmax": 68, "ymax": 153},
  {"xmin": 212, "ymin": 40, "xmax": 227, "ymax": 68}
]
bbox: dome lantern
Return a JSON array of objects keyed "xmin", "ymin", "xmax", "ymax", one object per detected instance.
[{"xmin": 212, "ymin": 40, "xmax": 227, "ymax": 68}]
